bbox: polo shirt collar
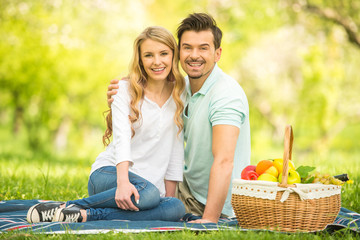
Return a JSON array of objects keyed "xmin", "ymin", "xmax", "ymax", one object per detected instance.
[{"xmin": 185, "ymin": 64, "xmax": 220, "ymax": 96}]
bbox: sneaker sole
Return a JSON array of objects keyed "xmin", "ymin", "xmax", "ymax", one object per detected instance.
[{"xmin": 27, "ymin": 203, "xmax": 41, "ymax": 223}]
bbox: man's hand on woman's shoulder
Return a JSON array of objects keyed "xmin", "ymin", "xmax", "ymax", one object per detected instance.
[{"xmin": 107, "ymin": 79, "xmax": 120, "ymax": 107}]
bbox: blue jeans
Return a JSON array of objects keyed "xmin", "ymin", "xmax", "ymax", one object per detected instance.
[{"xmin": 66, "ymin": 166, "xmax": 185, "ymax": 221}]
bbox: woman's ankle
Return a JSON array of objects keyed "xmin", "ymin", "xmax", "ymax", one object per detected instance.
[{"xmin": 80, "ymin": 209, "xmax": 87, "ymax": 222}]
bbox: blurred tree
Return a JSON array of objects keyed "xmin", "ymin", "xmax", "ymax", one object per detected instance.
[
  {"xmin": 1, "ymin": 0, "xmax": 360, "ymax": 158},
  {"xmin": 287, "ymin": 0, "xmax": 360, "ymax": 48},
  {"xmin": 0, "ymin": 0, "xmax": 147, "ymax": 154},
  {"xmin": 238, "ymin": 0, "xmax": 360, "ymax": 152},
  {"xmin": 280, "ymin": 0, "xmax": 360, "ymax": 151}
]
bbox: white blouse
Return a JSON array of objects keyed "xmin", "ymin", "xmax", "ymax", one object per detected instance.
[{"xmin": 90, "ymin": 81, "xmax": 184, "ymax": 197}]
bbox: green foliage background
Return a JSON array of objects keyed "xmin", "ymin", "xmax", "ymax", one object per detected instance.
[
  {"xmin": 1, "ymin": 0, "xmax": 360, "ymax": 165},
  {"xmin": 1, "ymin": 1, "xmax": 360, "ymax": 238}
]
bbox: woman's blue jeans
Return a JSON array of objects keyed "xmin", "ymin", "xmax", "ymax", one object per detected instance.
[{"xmin": 66, "ymin": 166, "xmax": 185, "ymax": 221}]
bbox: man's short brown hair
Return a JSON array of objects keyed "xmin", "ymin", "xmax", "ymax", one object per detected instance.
[{"xmin": 177, "ymin": 13, "xmax": 222, "ymax": 49}]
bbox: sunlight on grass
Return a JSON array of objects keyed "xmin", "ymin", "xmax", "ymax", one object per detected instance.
[{"xmin": 1, "ymin": 149, "xmax": 359, "ymax": 239}]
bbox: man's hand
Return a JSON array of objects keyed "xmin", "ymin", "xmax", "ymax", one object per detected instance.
[
  {"xmin": 107, "ymin": 79, "xmax": 120, "ymax": 107},
  {"xmin": 188, "ymin": 218, "xmax": 216, "ymax": 224}
]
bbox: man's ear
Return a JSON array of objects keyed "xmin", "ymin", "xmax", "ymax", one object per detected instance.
[{"xmin": 215, "ymin": 47, "xmax": 222, "ymax": 63}]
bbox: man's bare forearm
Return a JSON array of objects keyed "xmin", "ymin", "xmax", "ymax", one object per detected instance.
[{"xmin": 202, "ymin": 157, "xmax": 233, "ymax": 222}]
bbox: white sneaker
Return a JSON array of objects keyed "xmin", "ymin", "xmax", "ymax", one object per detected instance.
[
  {"xmin": 53, "ymin": 204, "xmax": 83, "ymax": 222},
  {"xmin": 26, "ymin": 201, "xmax": 65, "ymax": 223}
]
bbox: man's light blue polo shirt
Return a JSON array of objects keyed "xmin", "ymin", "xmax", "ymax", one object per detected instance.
[{"xmin": 183, "ymin": 64, "xmax": 251, "ymax": 216}]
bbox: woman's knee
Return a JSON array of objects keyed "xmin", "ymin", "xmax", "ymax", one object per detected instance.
[
  {"xmin": 128, "ymin": 172, "xmax": 161, "ymax": 210},
  {"xmin": 136, "ymin": 185, "xmax": 160, "ymax": 210}
]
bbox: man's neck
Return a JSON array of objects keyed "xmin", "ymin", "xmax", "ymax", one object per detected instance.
[
  {"xmin": 189, "ymin": 76, "xmax": 206, "ymax": 95},
  {"xmin": 189, "ymin": 65, "xmax": 216, "ymax": 95}
]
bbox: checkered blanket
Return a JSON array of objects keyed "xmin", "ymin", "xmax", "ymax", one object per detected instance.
[
  {"xmin": 0, "ymin": 200, "xmax": 238, "ymax": 234},
  {"xmin": 0, "ymin": 200, "xmax": 359, "ymax": 234}
]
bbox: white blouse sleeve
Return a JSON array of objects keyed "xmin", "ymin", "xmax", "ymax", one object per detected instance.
[
  {"xmin": 165, "ymin": 128, "xmax": 184, "ymax": 182},
  {"xmin": 111, "ymin": 81, "xmax": 133, "ymax": 166}
]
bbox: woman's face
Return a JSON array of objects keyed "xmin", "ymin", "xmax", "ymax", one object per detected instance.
[{"xmin": 140, "ymin": 39, "xmax": 173, "ymax": 83}]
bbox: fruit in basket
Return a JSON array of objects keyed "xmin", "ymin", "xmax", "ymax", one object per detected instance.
[
  {"xmin": 241, "ymin": 165, "xmax": 256, "ymax": 178},
  {"xmin": 241, "ymin": 165, "xmax": 259, "ymax": 180},
  {"xmin": 273, "ymin": 158, "xmax": 295, "ymax": 175},
  {"xmin": 258, "ymin": 173, "xmax": 278, "ymax": 182},
  {"xmin": 264, "ymin": 166, "xmax": 279, "ymax": 178},
  {"xmin": 242, "ymin": 171, "xmax": 259, "ymax": 180},
  {"xmin": 255, "ymin": 160, "xmax": 274, "ymax": 175},
  {"xmin": 278, "ymin": 169, "xmax": 301, "ymax": 184},
  {"xmin": 303, "ymin": 171, "xmax": 345, "ymax": 186}
]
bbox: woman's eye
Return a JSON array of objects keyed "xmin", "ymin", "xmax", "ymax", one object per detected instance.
[{"xmin": 161, "ymin": 52, "xmax": 168, "ymax": 56}]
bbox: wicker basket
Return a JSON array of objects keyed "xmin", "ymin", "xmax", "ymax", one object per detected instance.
[{"xmin": 231, "ymin": 125, "xmax": 341, "ymax": 232}]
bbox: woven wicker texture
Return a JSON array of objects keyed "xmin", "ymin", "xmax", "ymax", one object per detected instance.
[
  {"xmin": 231, "ymin": 189, "xmax": 341, "ymax": 232},
  {"xmin": 231, "ymin": 125, "xmax": 341, "ymax": 232}
]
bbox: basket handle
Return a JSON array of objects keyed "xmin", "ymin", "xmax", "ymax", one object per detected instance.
[{"xmin": 279, "ymin": 125, "xmax": 293, "ymax": 188}]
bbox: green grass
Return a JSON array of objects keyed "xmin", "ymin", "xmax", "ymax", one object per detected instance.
[
  {"xmin": 0, "ymin": 230, "xmax": 359, "ymax": 240},
  {"xmin": 1, "ymin": 150, "xmax": 359, "ymax": 239}
]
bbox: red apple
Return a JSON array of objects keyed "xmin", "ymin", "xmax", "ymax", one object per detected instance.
[
  {"xmin": 242, "ymin": 171, "xmax": 259, "ymax": 180},
  {"xmin": 241, "ymin": 165, "xmax": 256, "ymax": 179}
]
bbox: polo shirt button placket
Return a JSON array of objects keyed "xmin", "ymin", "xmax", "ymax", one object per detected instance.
[{"xmin": 188, "ymin": 95, "xmax": 197, "ymax": 117}]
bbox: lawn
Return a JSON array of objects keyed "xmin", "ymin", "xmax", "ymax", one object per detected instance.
[{"xmin": 0, "ymin": 150, "xmax": 359, "ymax": 239}]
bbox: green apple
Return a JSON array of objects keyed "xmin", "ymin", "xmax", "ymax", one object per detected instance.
[
  {"xmin": 278, "ymin": 169, "xmax": 301, "ymax": 184},
  {"xmin": 258, "ymin": 173, "xmax": 278, "ymax": 182}
]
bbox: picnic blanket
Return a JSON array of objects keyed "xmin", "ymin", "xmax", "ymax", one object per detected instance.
[
  {"xmin": 0, "ymin": 200, "xmax": 238, "ymax": 234},
  {"xmin": 1, "ymin": 200, "xmax": 359, "ymax": 234}
]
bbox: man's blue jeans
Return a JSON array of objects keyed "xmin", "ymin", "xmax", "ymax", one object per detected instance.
[{"xmin": 66, "ymin": 166, "xmax": 185, "ymax": 221}]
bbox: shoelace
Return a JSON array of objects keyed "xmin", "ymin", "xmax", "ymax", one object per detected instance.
[
  {"xmin": 41, "ymin": 207, "xmax": 58, "ymax": 221},
  {"xmin": 64, "ymin": 213, "xmax": 80, "ymax": 222}
]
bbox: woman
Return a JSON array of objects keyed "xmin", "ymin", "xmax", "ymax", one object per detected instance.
[{"xmin": 27, "ymin": 26, "xmax": 186, "ymax": 223}]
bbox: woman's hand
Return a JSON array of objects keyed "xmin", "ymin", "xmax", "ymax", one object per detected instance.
[{"xmin": 115, "ymin": 181, "xmax": 140, "ymax": 211}]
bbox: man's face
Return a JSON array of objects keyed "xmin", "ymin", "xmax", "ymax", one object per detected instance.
[{"xmin": 179, "ymin": 30, "xmax": 221, "ymax": 82}]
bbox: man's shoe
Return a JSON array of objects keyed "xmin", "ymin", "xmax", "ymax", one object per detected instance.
[
  {"xmin": 27, "ymin": 201, "xmax": 65, "ymax": 223},
  {"xmin": 53, "ymin": 204, "xmax": 83, "ymax": 222}
]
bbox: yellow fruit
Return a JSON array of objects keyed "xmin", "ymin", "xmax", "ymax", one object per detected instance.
[
  {"xmin": 273, "ymin": 158, "xmax": 295, "ymax": 175},
  {"xmin": 264, "ymin": 166, "xmax": 279, "ymax": 178},
  {"xmin": 258, "ymin": 173, "xmax": 278, "ymax": 182}
]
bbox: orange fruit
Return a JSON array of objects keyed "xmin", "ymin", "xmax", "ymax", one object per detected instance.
[{"xmin": 255, "ymin": 160, "xmax": 274, "ymax": 176}]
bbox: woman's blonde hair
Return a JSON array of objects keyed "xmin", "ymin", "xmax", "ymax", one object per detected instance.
[{"xmin": 103, "ymin": 26, "xmax": 185, "ymax": 146}]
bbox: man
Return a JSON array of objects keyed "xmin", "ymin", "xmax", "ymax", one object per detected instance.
[{"xmin": 107, "ymin": 13, "xmax": 250, "ymax": 223}]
